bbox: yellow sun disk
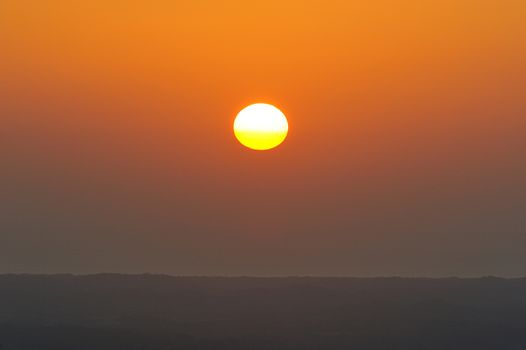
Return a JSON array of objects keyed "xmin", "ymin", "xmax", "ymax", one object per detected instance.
[{"xmin": 233, "ymin": 103, "xmax": 289, "ymax": 151}]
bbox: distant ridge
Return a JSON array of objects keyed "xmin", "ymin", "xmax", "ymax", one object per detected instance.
[{"xmin": 0, "ymin": 274, "xmax": 526, "ymax": 349}]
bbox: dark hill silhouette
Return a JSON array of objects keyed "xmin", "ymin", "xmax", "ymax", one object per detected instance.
[{"xmin": 1, "ymin": 274, "xmax": 526, "ymax": 349}]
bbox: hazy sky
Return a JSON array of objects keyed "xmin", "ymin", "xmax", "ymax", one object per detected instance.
[{"xmin": 1, "ymin": 0, "xmax": 525, "ymax": 276}]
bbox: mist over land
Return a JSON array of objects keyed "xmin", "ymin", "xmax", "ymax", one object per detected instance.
[{"xmin": 1, "ymin": 274, "xmax": 526, "ymax": 349}]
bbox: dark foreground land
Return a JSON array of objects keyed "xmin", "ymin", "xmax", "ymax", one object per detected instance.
[{"xmin": 1, "ymin": 275, "xmax": 526, "ymax": 349}]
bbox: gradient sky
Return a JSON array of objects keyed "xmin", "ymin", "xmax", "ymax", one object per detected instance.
[{"xmin": 1, "ymin": 0, "xmax": 525, "ymax": 276}]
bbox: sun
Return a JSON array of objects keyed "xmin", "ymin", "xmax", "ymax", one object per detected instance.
[{"xmin": 233, "ymin": 103, "xmax": 289, "ymax": 151}]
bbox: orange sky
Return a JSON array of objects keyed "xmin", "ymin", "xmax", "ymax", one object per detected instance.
[{"xmin": 1, "ymin": 0, "xmax": 525, "ymax": 276}]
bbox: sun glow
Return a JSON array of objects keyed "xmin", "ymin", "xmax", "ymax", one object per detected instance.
[{"xmin": 233, "ymin": 103, "xmax": 288, "ymax": 151}]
